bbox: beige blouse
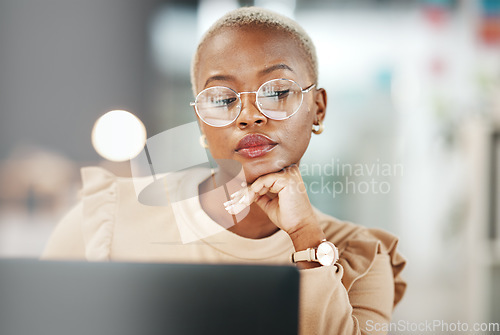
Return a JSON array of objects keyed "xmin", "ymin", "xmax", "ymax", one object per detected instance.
[{"xmin": 42, "ymin": 166, "xmax": 406, "ymax": 335}]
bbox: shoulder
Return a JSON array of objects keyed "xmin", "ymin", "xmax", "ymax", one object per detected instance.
[
  {"xmin": 78, "ymin": 166, "xmax": 213, "ymax": 259},
  {"xmin": 314, "ymin": 209, "xmax": 401, "ymax": 256},
  {"xmin": 314, "ymin": 208, "xmax": 407, "ymax": 306}
]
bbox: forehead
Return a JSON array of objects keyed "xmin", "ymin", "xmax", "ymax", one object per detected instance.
[{"xmin": 195, "ymin": 26, "xmax": 311, "ymax": 90}]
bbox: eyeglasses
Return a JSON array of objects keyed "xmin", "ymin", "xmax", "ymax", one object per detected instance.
[{"xmin": 190, "ymin": 78, "xmax": 315, "ymax": 127}]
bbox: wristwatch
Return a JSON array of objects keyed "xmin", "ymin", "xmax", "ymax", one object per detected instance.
[{"xmin": 291, "ymin": 239, "xmax": 339, "ymax": 266}]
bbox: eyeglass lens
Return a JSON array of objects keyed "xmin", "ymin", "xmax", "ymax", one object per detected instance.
[{"xmin": 195, "ymin": 79, "xmax": 304, "ymax": 127}]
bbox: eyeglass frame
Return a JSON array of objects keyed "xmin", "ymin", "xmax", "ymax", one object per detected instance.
[{"xmin": 190, "ymin": 78, "xmax": 316, "ymax": 127}]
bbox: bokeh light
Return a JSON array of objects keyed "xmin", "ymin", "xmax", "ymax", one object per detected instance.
[{"xmin": 91, "ymin": 110, "xmax": 147, "ymax": 162}]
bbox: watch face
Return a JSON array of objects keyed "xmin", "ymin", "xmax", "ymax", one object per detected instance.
[{"xmin": 317, "ymin": 241, "xmax": 338, "ymax": 266}]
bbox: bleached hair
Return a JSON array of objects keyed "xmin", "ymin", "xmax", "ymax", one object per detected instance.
[{"xmin": 190, "ymin": 6, "xmax": 318, "ymax": 96}]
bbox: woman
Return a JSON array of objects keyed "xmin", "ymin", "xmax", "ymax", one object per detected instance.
[{"xmin": 43, "ymin": 7, "xmax": 406, "ymax": 334}]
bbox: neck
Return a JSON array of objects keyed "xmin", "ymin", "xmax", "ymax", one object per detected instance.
[{"xmin": 227, "ymin": 204, "xmax": 279, "ymax": 239}]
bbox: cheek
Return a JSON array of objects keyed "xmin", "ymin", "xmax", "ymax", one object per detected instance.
[
  {"xmin": 286, "ymin": 105, "xmax": 314, "ymax": 140},
  {"xmin": 279, "ymin": 114, "xmax": 313, "ymax": 153},
  {"xmin": 203, "ymin": 127, "xmax": 233, "ymax": 158}
]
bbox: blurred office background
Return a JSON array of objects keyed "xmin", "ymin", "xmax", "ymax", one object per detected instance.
[{"xmin": 0, "ymin": 0, "xmax": 499, "ymax": 332}]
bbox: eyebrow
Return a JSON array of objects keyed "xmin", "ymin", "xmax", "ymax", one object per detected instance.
[
  {"xmin": 204, "ymin": 75, "xmax": 236, "ymax": 88},
  {"xmin": 203, "ymin": 63, "xmax": 294, "ymax": 88},
  {"xmin": 259, "ymin": 63, "xmax": 294, "ymax": 75}
]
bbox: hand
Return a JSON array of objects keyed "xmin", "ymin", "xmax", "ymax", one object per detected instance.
[
  {"xmin": 224, "ymin": 165, "xmax": 316, "ymax": 234},
  {"xmin": 224, "ymin": 164, "xmax": 327, "ymax": 268}
]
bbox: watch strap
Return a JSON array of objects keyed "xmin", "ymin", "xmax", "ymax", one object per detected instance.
[
  {"xmin": 290, "ymin": 247, "xmax": 317, "ymax": 263},
  {"xmin": 291, "ymin": 239, "xmax": 339, "ymax": 266}
]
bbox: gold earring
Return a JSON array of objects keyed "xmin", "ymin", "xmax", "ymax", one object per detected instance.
[
  {"xmin": 312, "ymin": 120, "xmax": 324, "ymax": 135},
  {"xmin": 199, "ymin": 134, "xmax": 209, "ymax": 148}
]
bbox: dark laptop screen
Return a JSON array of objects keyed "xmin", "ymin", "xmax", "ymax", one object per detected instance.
[{"xmin": 0, "ymin": 259, "xmax": 299, "ymax": 335}]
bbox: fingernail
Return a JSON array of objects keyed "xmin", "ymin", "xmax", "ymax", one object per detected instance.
[
  {"xmin": 230, "ymin": 187, "xmax": 246, "ymax": 199},
  {"xmin": 225, "ymin": 202, "xmax": 247, "ymax": 215},
  {"xmin": 224, "ymin": 192, "xmax": 250, "ymax": 208},
  {"xmin": 225, "ymin": 204, "xmax": 237, "ymax": 215},
  {"xmin": 238, "ymin": 194, "xmax": 250, "ymax": 206}
]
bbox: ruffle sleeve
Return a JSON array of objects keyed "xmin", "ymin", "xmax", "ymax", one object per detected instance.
[
  {"xmin": 336, "ymin": 227, "xmax": 407, "ymax": 307},
  {"xmin": 80, "ymin": 166, "xmax": 117, "ymax": 261},
  {"xmin": 299, "ymin": 216, "xmax": 407, "ymax": 335}
]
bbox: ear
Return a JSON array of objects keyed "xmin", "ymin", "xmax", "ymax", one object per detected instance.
[{"xmin": 313, "ymin": 87, "xmax": 327, "ymax": 124}]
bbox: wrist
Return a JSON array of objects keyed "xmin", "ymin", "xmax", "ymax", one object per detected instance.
[
  {"xmin": 288, "ymin": 220, "xmax": 326, "ymax": 255},
  {"xmin": 289, "ymin": 222, "xmax": 325, "ymax": 269}
]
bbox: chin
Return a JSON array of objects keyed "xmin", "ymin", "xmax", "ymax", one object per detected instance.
[{"xmin": 241, "ymin": 157, "xmax": 291, "ymax": 183}]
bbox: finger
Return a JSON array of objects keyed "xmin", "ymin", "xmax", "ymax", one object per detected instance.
[
  {"xmin": 224, "ymin": 186, "xmax": 260, "ymax": 214},
  {"xmin": 225, "ymin": 201, "xmax": 248, "ymax": 215},
  {"xmin": 282, "ymin": 164, "xmax": 302, "ymax": 179},
  {"xmin": 250, "ymin": 176, "xmax": 287, "ymax": 196},
  {"xmin": 225, "ymin": 165, "xmax": 301, "ymax": 212},
  {"xmin": 230, "ymin": 187, "xmax": 247, "ymax": 199},
  {"xmin": 225, "ymin": 187, "xmax": 258, "ymax": 206},
  {"xmin": 254, "ymin": 193, "xmax": 275, "ymax": 212},
  {"xmin": 224, "ymin": 182, "xmax": 274, "ymax": 215}
]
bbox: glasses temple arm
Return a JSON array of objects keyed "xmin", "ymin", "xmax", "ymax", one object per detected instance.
[{"xmin": 302, "ymin": 83, "xmax": 316, "ymax": 93}]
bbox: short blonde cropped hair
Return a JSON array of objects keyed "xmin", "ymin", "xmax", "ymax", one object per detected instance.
[{"xmin": 190, "ymin": 6, "xmax": 318, "ymax": 96}]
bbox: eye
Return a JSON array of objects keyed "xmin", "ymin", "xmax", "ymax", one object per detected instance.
[
  {"xmin": 273, "ymin": 89, "xmax": 290, "ymax": 99},
  {"xmin": 261, "ymin": 89, "xmax": 290, "ymax": 99},
  {"xmin": 212, "ymin": 96, "xmax": 237, "ymax": 106}
]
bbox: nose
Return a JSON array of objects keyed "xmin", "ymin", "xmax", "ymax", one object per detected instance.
[{"xmin": 236, "ymin": 93, "xmax": 267, "ymax": 129}]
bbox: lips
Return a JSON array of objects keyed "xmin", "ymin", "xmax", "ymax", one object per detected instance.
[{"xmin": 236, "ymin": 133, "xmax": 277, "ymax": 159}]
